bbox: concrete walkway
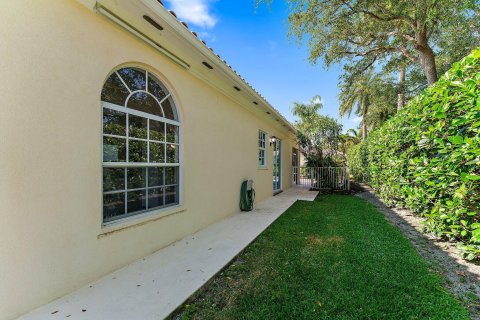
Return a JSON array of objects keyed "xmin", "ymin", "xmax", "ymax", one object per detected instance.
[{"xmin": 19, "ymin": 187, "xmax": 318, "ymax": 320}]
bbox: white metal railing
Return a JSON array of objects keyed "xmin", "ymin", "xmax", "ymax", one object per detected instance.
[{"xmin": 293, "ymin": 167, "xmax": 350, "ymax": 191}]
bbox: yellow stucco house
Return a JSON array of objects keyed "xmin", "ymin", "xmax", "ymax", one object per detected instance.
[{"xmin": 0, "ymin": 0, "xmax": 300, "ymax": 318}]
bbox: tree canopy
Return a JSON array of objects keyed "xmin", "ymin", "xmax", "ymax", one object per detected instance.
[
  {"xmin": 293, "ymin": 95, "xmax": 343, "ymax": 166},
  {"xmin": 338, "ymin": 68, "xmax": 395, "ymax": 139},
  {"xmin": 275, "ymin": 0, "xmax": 480, "ymax": 85},
  {"xmin": 257, "ymin": 0, "xmax": 479, "ymax": 133}
]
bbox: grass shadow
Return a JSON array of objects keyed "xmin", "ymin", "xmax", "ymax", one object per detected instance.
[{"xmin": 356, "ymin": 188, "xmax": 480, "ymax": 319}]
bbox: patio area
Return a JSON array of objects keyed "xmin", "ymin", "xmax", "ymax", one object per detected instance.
[{"xmin": 19, "ymin": 187, "xmax": 318, "ymax": 320}]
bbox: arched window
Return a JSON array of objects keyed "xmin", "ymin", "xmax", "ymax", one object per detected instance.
[{"xmin": 101, "ymin": 66, "xmax": 180, "ymax": 223}]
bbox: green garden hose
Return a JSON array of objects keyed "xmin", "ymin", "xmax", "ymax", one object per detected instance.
[{"xmin": 240, "ymin": 180, "xmax": 255, "ymax": 211}]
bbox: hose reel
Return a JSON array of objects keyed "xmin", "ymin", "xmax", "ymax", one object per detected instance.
[{"xmin": 240, "ymin": 179, "xmax": 255, "ymax": 211}]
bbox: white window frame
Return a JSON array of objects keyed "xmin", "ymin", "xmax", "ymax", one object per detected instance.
[
  {"xmin": 101, "ymin": 67, "xmax": 181, "ymax": 225},
  {"xmin": 258, "ymin": 130, "xmax": 268, "ymax": 168}
]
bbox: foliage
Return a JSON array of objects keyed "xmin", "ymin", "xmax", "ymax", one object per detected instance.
[
  {"xmin": 268, "ymin": 0, "xmax": 480, "ymax": 85},
  {"xmin": 293, "ymin": 96, "xmax": 343, "ymax": 166},
  {"xmin": 339, "ymin": 133, "xmax": 360, "ymax": 163},
  {"xmin": 339, "ymin": 69, "xmax": 397, "ymax": 138},
  {"xmin": 365, "ymin": 77, "xmax": 397, "ymax": 130},
  {"xmin": 347, "ymin": 48, "xmax": 480, "ymax": 260},
  {"xmin": 257, "ymin": 0, "xmax": 480, "ymax": 130},
  {"xmin": 346, "ymin": 144, "xmax": 365, "ymax": 182},
  {"xmin": 338, "ymin": 69, "xmax": 376, "ymax": 117},
  {"xmin": 346, "ymin": 128, "xmax": 359, "ymax": 137},
  {"xmin": 170, "ymin": 195, "xmax": 471, "ymax": 320}
]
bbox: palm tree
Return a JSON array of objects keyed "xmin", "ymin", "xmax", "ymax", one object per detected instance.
[
  {"xmin": 346, "ymin": 128, "xmax": 359, "ymax": 138},
  {"xmin": 338, "ymin": 69, "xmax": 377, "ymax": 140},
  {"xmin": 292, "ymin": 95, "xmax": 342, "ymax": 167},
  {"xmin": 338, "ymin": 133, "xmax": 360, "ymax": 163}
]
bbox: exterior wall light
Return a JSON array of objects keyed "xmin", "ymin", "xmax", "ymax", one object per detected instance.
[{"xmin": 269, "ymin": 136, "xmax": 278, "ymax": 146}]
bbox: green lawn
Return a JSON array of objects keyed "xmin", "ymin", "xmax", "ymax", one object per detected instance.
[{"xmin": 171, "ymin": 195, "xmax": 470, "ymax": 320}]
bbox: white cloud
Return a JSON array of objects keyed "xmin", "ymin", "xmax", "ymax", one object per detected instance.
[
  {"xmin": 199, "ymin": 31, "xmax": 217, "ymax": 42},
  {"xmin": 166, "ymin": 0, "xmax": 218, "ymax": 29},
  {"xmin": 352, "ymin": 116, "xmax": 362, "ymax": 123}
]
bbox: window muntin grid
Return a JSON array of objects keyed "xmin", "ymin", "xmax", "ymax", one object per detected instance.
[
  {"xmin": 101, "ymin": 67, "xmax": 180, "ymax": 223},
  {"xmin": 258, "ymin": 130, "xmax": 267, "ymax": 167}
]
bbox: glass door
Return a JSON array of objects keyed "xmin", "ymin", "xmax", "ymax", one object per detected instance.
[
  {"xmin": 292, "ymin": 147, "xmax": 299, "ymax": 185},
  {"xmin": 273, "ymin": 139, "xmax": 282, "ymax": 193}
]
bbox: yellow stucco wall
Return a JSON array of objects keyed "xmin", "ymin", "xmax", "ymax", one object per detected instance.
[{"xmin": 0, "ymin": 1, "xmax": 297, "ymax": 318}]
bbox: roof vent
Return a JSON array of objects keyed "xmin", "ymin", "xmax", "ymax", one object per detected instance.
[
  {"xmin": 143, "ymin": 15, "xmax": 163, "ymax": 31},
  {"xmin": 202, "ymin": 62, "xmax": 214, "ymax": 69},
  {"xmin": 253, "ymin": 101, "xmax": 258, "ymax": 105},
  {"xmin": 266, "ymin": 111, "xmax": 271, "ymax": 114},
  {"xmin": 233, "ymin": 86, "xmax": 241, "ymax": 92}
]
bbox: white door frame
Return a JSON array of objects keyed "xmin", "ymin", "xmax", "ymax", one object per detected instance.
[{"xmin": 273, "ymin": 139, "xmax": 282, "ymax": 194}]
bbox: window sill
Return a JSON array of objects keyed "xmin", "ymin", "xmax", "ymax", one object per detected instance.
[
  {"xmin": 258, "ymin": 167, "xmax": 269, "ymax": 170},
  {"xmin": 98, "ymin": 205, "xmax": 186, "ymax": 239}
]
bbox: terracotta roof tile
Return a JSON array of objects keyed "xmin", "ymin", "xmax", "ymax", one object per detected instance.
[{"xmin": 156, "ymin": 1, "xmax": 294, "ymax": 130}]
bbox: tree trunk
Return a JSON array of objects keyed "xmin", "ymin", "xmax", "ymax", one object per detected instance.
[
  {"xmin": 397, "ymin": 65, "xmax": 406, "ymax": 111},
  {"xmin": 417, "ymin": 29, "xmax": 438, "ymax": 86},
  {"xmin": 361, "ymin": 96, "xmax": 368, "ymax": 140},
  {"xmin": 420, "ymin": 49, "xmax": 438, "ymax": 85}
]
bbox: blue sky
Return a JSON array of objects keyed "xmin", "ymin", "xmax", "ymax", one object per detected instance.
[{"xmin": 165, "ymin": 0, "xmax": 361, "ymax": 131}]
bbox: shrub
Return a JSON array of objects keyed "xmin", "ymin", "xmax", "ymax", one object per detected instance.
[{"xmin": 347, "ymin": 48, "xmax": 480, "ymax": 260}]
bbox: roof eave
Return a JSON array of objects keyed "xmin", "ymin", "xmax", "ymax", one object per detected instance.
[{"xmin": 140, "ymin": 0, "xmax": 296, "ymax": 133}]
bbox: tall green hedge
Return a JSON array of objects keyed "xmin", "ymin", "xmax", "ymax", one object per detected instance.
[{"xmin": 348, "ymin": 48, "xmax": 480, "ymax": 260}]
